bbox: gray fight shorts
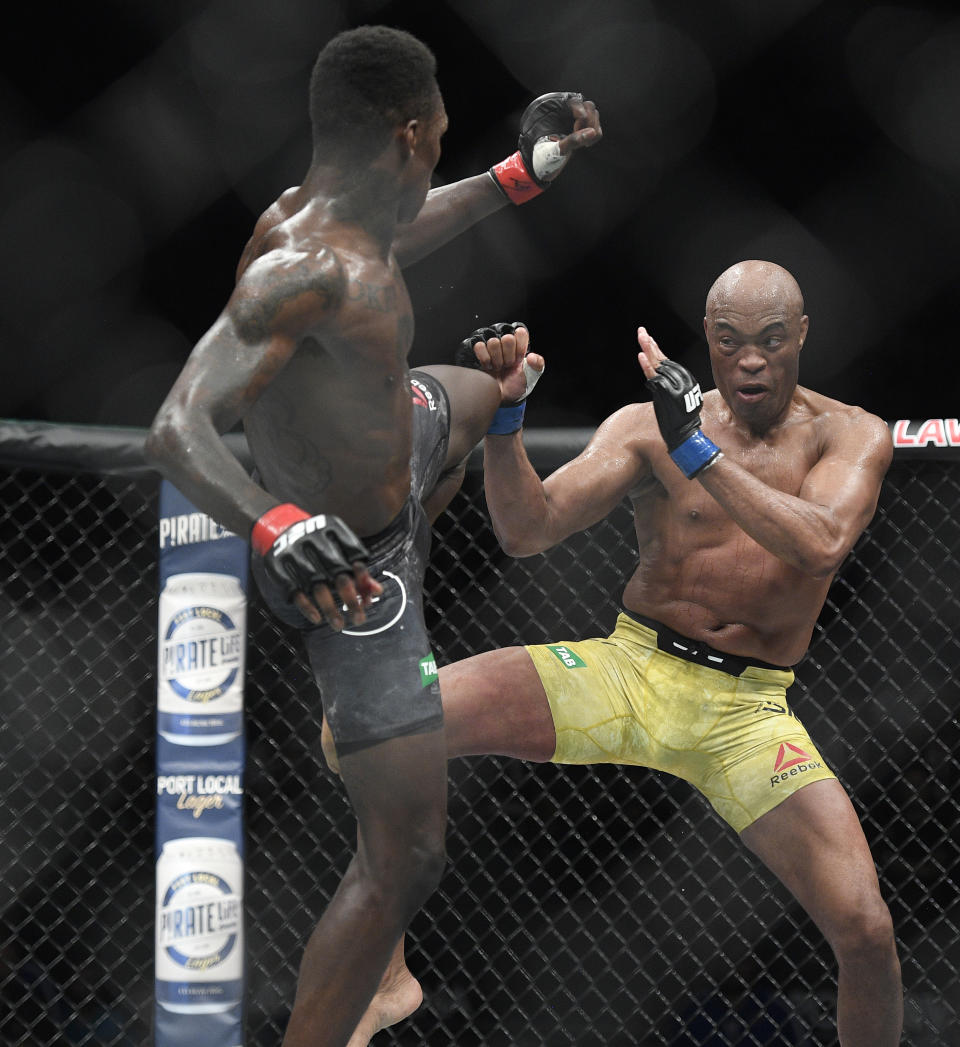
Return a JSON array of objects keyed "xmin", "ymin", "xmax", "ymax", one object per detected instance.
[{"xmin": 252, "ymin": 370, "xmax": 451, "ymax": 755}]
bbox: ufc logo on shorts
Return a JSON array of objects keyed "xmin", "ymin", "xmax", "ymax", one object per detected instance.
[
  {"xmin": 273, "ymin": 514, "xmax": 327, "ymax": 552},
  {"xmin": 684, "ymin": 385, "xmax": 703, "ymax": 413}
]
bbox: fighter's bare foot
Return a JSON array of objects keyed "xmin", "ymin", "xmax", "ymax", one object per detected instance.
[{"xmin": 346, "ymin": 963, "xmax": 423, "ymax": 1046}]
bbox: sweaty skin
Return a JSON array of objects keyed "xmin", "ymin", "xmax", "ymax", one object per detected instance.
[
  {"xmin": 238, "ymin": 198, "xmax": 421, "ymax": 535},
  {"xmin": 340, "ymin": 262, "xmax": 901, "ymax": 1047},
  {"xmin": 619, "ymin": 384, "xmax": 877, "ymax": 666},
  {"xmin": 146, "ymin": 93, "xmax": 601, "ymax": 626},
  {"xmin": 149, "ymin": 100, "xmax": 452, "ymax": 551},
  {"xmin": 485, "ymin": 261, "xmax": 892, "ymax": 667},
  {"xmin": 146, "ymin": 50, "xmax": 602, "ymax": 1047}
]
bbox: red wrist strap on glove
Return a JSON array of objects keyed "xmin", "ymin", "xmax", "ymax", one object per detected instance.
[
  {"xmin": 489, "ymin": 152, "xmax": 546, "ymax": 205},
  {"xmin": 250, "ymin": 503, "xmax": 310, "ymax": 556}
]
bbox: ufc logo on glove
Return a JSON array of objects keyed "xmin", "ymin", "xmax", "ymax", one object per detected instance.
[
  {"xmin": 684, "ymin": 386, "xmax": 704, "ymax": 414},
  {"xmin": 272, "ymin": 514, "xmax": 328, "ymax": 553}
]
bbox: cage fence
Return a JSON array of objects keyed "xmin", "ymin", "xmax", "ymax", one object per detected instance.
[{"xmin": 0, "ymin": 423, "xmax": 957, "ymax": 1046}]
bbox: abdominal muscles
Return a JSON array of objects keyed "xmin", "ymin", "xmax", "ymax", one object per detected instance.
[{"xmin": 244, "ymin": 359, "xmax": 414, "ymax": 535}]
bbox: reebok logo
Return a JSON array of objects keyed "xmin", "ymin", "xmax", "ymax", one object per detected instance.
[
  {"xmin": 774, "ymin": 742, "xmax": 809, "ymax": 771},
  {"xmin": 683, "ymin": 385, "xmax": 703, "ymax": 413},
  {"xmin": 770, "ymin": 742, "xmax": 822, "ymax": 787},
  {"xmin": 410, "ymin": 378, "xmax": 437, "ymax": 411}
]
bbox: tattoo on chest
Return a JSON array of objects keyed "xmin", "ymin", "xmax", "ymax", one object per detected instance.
[
  {"xmin": 254, "ymin": 388, "xmax": 333, "ymax": 494},
  {"xmin": 348, "ymin": 279, "xmax": 398, "ymax": 313},
  {"xmin": 277, "ymin": 427, "xmax": 333, "ymax": 495}
]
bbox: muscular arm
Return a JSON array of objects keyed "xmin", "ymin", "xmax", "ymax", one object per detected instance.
[
  {"xmin": 697, "ymin": 411, "xmax": 893, "ymax": 577},
  {"xmin": 395, "ymin": 93, "xmax": 602, "ymax": 268},
  {"xmin": 145, "ymin": 250, "xmax": 343, "ymax": 537},
  {"xmin": 484, "ymin": 407, "xmax": 652, "ymax": 556},
  {"xmin": 393, "ymin": 174, "xmax": 508, "ymax": 269}
]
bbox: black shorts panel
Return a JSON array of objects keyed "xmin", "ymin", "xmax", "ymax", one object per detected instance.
[{"xmin": 251, "ymin": 370, "xmax": 451, "ymax": 752}]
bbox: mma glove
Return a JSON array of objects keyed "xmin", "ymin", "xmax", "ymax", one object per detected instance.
[
  {"xmin": 645, "ymin": 360, "xmax": 722, "ymax": 479},
  {"xmin": 457, "ymin": 321, "xmax": 543, "ymax": 435},
  {"xmin": 489, "ymin": 92, "xmax": 581, "ymax": 205},
  {"xmin": 251, "ymin": 503, "xmax": 370, "ymax": 601}
]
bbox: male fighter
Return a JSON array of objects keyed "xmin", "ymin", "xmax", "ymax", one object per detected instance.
[
  {"xmin": 145, "ymin": 24, "xmax": 600, "ymax": 1047},
  {"xmin": 344, "ymin": 260, "xmax": 902, "ymax": 1046}
]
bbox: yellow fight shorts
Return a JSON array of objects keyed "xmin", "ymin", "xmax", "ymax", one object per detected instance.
[{"xmin": 525, "ymin": 610, "xmax": 837, "ymax": 833}]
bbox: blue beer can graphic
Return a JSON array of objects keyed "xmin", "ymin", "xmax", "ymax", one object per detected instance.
[
  {"xmin": 158, "ymin": 573, "xmax": 245, "ymax": 745},
  {"xmin": 156, "ymin": 836, "xmax": 243, "ymax": 1013}
]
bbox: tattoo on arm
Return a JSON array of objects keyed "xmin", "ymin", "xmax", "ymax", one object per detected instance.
[{"xmin": 233, "ymin": 249, "xmax": 346, "ymax": 343}]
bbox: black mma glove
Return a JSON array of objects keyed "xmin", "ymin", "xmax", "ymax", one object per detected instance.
[
  {"xmin": 251, "ymin": 504, "xmax": 370, "ymax": 601},
  {"xmin": 456, "ymin": 321, "xmax": 543, "ymax": 434},
  {"xmin": 489, "ymin": 92, "xmax": 581, "ymax": 204},
  {"xmin": 455, "ymin": 322, "xmax": 526, "ymax": 370},
  {"xmin": 645, "ymin": 360, "xmax": 722, "ymax": 479}
]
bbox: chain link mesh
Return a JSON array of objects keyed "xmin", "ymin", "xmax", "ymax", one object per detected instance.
[{"xmin": 1, "ymin": 449, "xmax": 958, "ymax": 1046}]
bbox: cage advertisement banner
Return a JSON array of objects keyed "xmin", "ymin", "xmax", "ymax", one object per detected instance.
[{"xmin": 155, "ymin": 480, "xmax": 247, "ymax": 1047}]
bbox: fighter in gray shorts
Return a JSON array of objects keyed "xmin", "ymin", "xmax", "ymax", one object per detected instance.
[{"xmin": 253, "ymin": 370, "xmax": 451, "ymax": 755}]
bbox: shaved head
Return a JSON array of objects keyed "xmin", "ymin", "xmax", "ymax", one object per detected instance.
[
  {"xmin": 702, "ymin": 260, "xmax": 809, "ymax": 431},
  {"xmin": 705, "ymin": 260, "xmax": 804, "ymax": 322}
]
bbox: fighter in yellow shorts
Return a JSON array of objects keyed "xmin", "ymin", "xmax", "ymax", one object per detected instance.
[
  {"xmin": 337, "ymin": 267, "xmax": 903, "ymax": 1047},
  {"xmin": 525, "ymin": 609, "xmax": 834, "ymax": 834}
]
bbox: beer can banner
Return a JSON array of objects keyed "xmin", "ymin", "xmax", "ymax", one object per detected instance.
[
  {"xmin": 156, "ymin": 751, "xmax": 244, "ymax": 841},
  {"xmin": 156, "ymin": 481, "xmax": 246, "ymax": 1047},
  {"xmin": 158, "ymin": 572, "xmax": 246, "ymax": 745},
  {"xmin": 156, "ymin": 837, "xmax": 243, "ymax": 1012}
]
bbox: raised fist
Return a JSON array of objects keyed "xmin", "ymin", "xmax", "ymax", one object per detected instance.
[{"xmin": 489, "ymin": 91, "xmax": 602, "ymax": 204}]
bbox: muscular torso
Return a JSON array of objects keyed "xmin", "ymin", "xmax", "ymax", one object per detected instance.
[
  {"xmin": 621, "ymin": 392, "xmax": 841, "ymax": 666},
  {"xmin": 239, "ymin": 191, "xmax": 416, "ymax": 537}
]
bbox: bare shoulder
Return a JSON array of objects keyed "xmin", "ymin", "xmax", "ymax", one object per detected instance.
[
  {"xmin": 229, "ymin": 243, "xmax": 348, "ymax": 342},
  {"xmin": 597, "ymin": 401, "xmax": 658, "ymax": 441},
  {"xmin": 800, "ymin": 387, "xmax": 893, "ymax": 467},
  {"xmin": 579, "ymin": 401, "xmax": 659, "ymax": 468}
]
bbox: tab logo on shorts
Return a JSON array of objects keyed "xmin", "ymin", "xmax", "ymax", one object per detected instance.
[
  {"xmin": 418, "ymin": 653, "xmax": 438, "ymax": 688},
  {"xmin": 770, "ymin": 742, "xmax": 822, "ymax": 788},
  {"xmin": 548, "ymin": 645, "xmax": 586, "ymax": 669}
]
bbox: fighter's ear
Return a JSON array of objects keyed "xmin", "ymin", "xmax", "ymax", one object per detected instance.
[
  {"xmin": 400, "ymin": 119, "xmax": 419, "ymax": 158},
  {"xmin": 798, "ymin": 314, "xmax": 809, "ymax": 349}
]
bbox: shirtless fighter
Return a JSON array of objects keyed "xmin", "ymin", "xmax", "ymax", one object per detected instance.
[
  {"xmin": 145, "ymin": 25, "xmax": 599, "ymax": 1047},
  {"xmin": 344, "ymin": 260, "xmax": 902, "ymax": 1046}
]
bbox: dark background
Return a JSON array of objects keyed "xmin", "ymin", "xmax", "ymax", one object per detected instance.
[{"xmin": 3, "ymin": 0, "xmax": 959, "ymax": 431}]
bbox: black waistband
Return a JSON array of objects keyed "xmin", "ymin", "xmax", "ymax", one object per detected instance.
[{"xmin": 620, "ymin": 608, "xmax": 792, "ymax": 676}]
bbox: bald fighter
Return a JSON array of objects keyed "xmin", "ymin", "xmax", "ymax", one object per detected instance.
[{"xmin": 340, "ymin": 261, "xmax": 902, "ymax": 1046}]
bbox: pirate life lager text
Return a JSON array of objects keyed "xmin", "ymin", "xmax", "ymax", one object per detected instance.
[
  {"xmin": 156, "ymin": 836, "xmax": 243, "ymax": 1013},
  {"xmin": 158, "ymin": 572, "xmax": 245, "ymax": 745}
]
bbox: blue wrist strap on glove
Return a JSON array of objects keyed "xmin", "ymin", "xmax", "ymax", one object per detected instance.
[
  {"xmin": 487, "ymin": 403, "xmax": 526, "ymax": 435},
  {"xmin": 670, "ymin": 430, "xmax": 722, "ymax": 478}
]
